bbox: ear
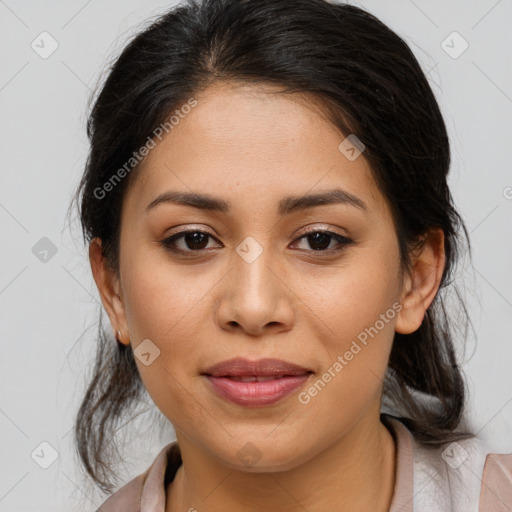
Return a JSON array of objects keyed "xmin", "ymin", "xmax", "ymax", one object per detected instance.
[
  {"xmin": 89, "ymin": 237, "xmax": 130, "ymax": 345},
  {"xmin": 395, "ymin": 228, "xmax": 446, "ymax": 334}
]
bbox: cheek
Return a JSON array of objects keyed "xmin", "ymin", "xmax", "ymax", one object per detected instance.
[
  {"xmin": 304, "ymin": 239, "xmax": 401, "ymax": 346},
  {"xmin": 296, "ymin": 287, "xmax": 397, "ymax": 440},
  {"xmin": 121, "ymin": 243, "xmax": 209, "ymax": 342},
  {"xmin": 304, "ymin": 240, "xmax": 401, "ymax": 399},
  {"xmin": 121, "ymin": 263, "xmax": 207, "ymax": 424},
  {"xmin": 119, "ymin": 248, "xmax": 220, "ymax": 411}
]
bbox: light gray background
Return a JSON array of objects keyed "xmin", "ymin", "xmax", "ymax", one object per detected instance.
[{"xmin": 1, "ymin": 0, "xmax": 511, "ymax": 510}]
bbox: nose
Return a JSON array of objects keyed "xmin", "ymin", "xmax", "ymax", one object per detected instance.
[{"xmin": 215, "ymin": 238, "xmax": 295, "ymax": 337}]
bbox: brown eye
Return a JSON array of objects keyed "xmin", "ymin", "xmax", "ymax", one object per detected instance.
[
  {"xmin": 304, "ymin": 232, "xmax": 332, "ymax": 251},
  {"xmin": 161, "ymin": 230, "xmax": 221, "ymax": 253},
  {"xmin": 292, "ymin": 230, "xmax": 354, "ymax": 253}
]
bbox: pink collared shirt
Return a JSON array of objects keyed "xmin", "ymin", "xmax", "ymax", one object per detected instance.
[{"xmin": 97, "ymin": 414, "xmax": 512, "ymax": 511}]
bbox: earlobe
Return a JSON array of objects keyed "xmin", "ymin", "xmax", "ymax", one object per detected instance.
[
  {"xmin": 89, "ymin": 237, "xmax": 130, "ymax": 345},
  {"xmin": 395, "ymin": 228, "xmax": 446, "ymax": 335}
]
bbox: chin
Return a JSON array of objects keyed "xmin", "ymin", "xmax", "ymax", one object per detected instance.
[{"xmin": 212, "ymin": 437, "xmax": 311, "ymax": 473}]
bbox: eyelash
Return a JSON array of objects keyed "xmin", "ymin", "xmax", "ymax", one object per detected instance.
[{"xmin": 160, "ymin": 228, "xmax": 354, "ymax": 256}]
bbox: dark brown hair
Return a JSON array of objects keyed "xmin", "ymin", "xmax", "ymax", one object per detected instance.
[{"xmin": 70, "ymin": 0, "xmax": 475, "ymax": 494}]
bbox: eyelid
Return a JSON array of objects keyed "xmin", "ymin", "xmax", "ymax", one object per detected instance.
[
  {"xmin": 293, "ymin": 223, "xmax": 349, "ymax": 238},
  {"xmin": 165, "ymin": 224, "xmax": 218, "ymax": 237},
  {"xmin": 164, "ymin": 223, "xmax": 348, "ymax": 241}
]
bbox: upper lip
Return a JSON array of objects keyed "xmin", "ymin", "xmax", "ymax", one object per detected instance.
[{"xmin": 202, "ymin": 357, "xmax": 314, "ymax": 378}]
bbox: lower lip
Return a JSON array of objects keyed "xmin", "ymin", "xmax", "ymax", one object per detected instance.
[{"xmin": 204, "ymin": 374, "xmax": 311, "ymax": 406}]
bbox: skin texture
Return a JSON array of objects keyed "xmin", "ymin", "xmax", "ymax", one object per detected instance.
[{"xmin": 89, "ymin": 81, "xmax": 446, "ymax": 512}]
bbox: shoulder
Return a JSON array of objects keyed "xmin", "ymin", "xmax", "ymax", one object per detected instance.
[
  {"xmin": 390, "ymin": 415, "xmax": 512, "ymax": 512},
  {"xmin": 414, "ymin": 432, "xmax": 511, "ymax": 511},
  {"xmin": 96, "ymin": 471, "xmax": 147, "ymax": 512},
  {"xmin": 479, "ymin": 452, "xmax": 512, "ymax": 511},
  {"xmin": 96, "ymin": 442, "xmax": 179, "ymax": 512}
]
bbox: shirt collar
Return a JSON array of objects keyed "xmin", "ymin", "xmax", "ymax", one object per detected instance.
[
  {"xmin": 382, "ymin": 414, "xmax": 414, "ymax": 512},
  {"xmin": 139, "ymin": 414, "xmax": 413, "ymax": 512}
]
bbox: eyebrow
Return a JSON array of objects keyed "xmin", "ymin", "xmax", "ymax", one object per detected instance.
[{"xmin": 144, "ymin": 188, "xmax": 367, "ymax": 215}]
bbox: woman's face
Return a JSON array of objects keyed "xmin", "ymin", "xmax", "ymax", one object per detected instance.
[{"xmin": 94, "ymin": 81, "xmax": 427, "ymax": 471}]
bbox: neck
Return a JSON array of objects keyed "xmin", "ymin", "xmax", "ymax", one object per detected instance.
[{"xmin": 166, "ymin": 411, "xmax": 396, "ymax": 512}]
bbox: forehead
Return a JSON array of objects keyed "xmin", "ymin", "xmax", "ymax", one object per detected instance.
[{"xmin": 123, "ymin": 81, "xmax": 385, "ymax": 215}]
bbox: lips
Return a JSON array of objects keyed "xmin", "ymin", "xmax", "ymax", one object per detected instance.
[
  {"xmin": 227, "ymin": 375, "xmax": 286, "ymax": 382},
  {"xmin": 201, "ymin": 357, "xmax": 314, "ymax": 407},
  {"xmin": 202, "ymin": 357, "xmax": 313, "ymax": 378}
]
